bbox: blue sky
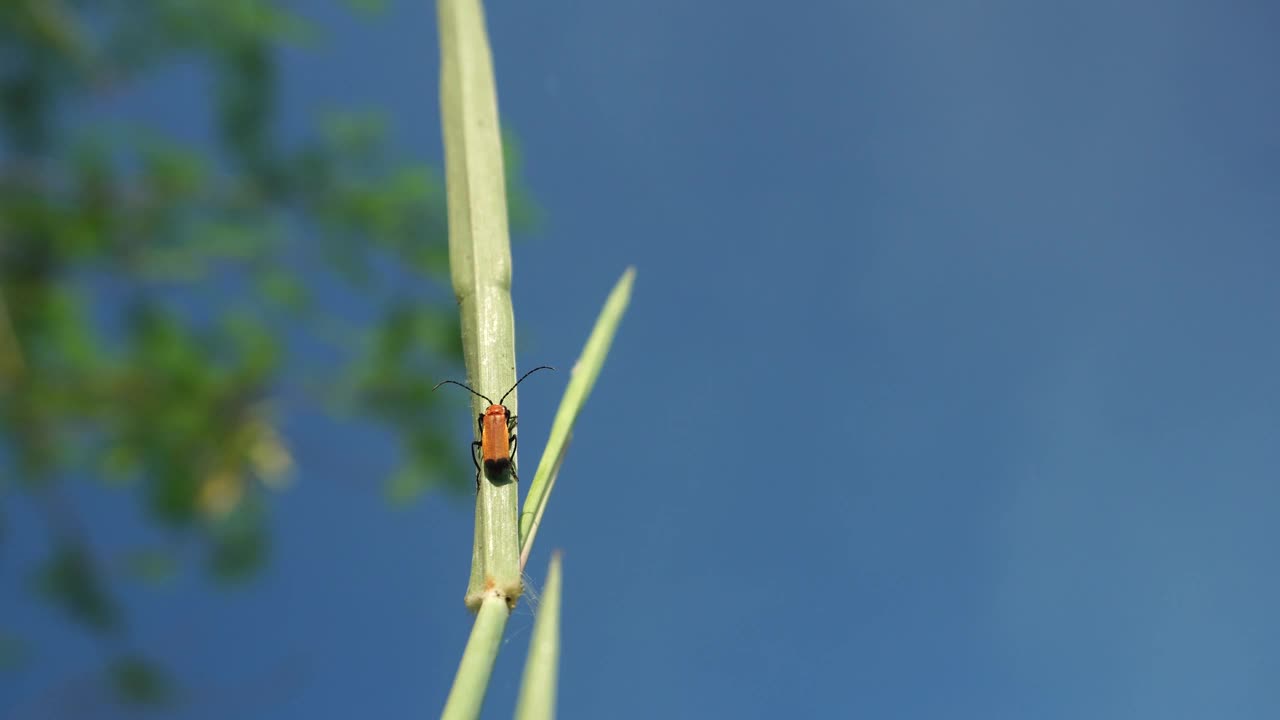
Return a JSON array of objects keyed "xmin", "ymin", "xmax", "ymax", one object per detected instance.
[{"xmin": 6, "ymin": 1, "xmax": 1280, "ymax": 718}]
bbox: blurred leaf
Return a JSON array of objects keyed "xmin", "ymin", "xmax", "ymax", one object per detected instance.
[
  {"xmin": 141, "ymin": 137, "xmax": 206, "ymax": 201},
  {"xmin": 385, "ymin": 466, "xmax": 431, "ymax": 506},
  {"xmin": 35, "ymin": 545, "xmax": 117, "ymax": 631},
  {"xmin": 385, "ymin": 439, "xmax": 461, "ymax": 503},
  {"xmin": 146, "ymin": 467, "xmax": 202, "ymax": 526},
  {"xmin": 207, "ymin": 503, "xmax": 267, "ymax": 582},
  {"xmin": 123, "ymin": 548, "xmax": 178, "ymax": 586},
  {"xmin": 247, "ymin": 419, "xmax": 293, "ymax": 488},
  {"xmin": 99, "ymin": 443, "xmax": 140, "ymax": 485},
  {"xmin": 0, "ymin": 630, "xmax": 27, "ymax": 670},
  {"xmin": 110, "ymin": 655, "xmax": 174, "ymax": 706},
  {"xmin": 198, "ymin": 469, "xmax": 245, "ymax": 519},
  {"xmin": 502, "ymin": 131, "xmax": 542, "ymax": 233},
  {"xmin": 1, "ymin": 0, "xmax": 536, "ymax": 690},
  {"xmin": 14, "ymin": 0, "xmax": 90, "ymax": 61},
  {"xmin": 219, "ymin": 310, "xmax": 279, "ymax": 377},
  {"xmin": 216, "ymin": 40, "xmax": 274, "ymax": 177},
  {"xmin": 256, "ymin": 269, "xmax": 310, "ymax": 311},
  {"xmin": 322, "ymin": 112, "xmax": 388, "ymax": 161},
  {"xmin": 343, "ymin": 0, "xmax": 388, "ymax": 14}
]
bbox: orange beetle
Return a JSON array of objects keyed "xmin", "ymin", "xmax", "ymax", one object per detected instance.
[{"xmin": 433, "ymin": 366, "xmax": 554, "ymax": 488}]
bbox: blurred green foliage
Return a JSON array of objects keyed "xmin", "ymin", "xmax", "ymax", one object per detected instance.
[
  {"xmin": 0, "ymin": 0, "xmax": 535, "ymax": 708},
  {"xmin": 110, "ymin": 655, "xmax": 174, "ymax": 707}
]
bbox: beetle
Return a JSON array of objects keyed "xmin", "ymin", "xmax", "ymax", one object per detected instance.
[{"xmin": 433, "ymin": 366, "xmax": 555, "ymax": 488}]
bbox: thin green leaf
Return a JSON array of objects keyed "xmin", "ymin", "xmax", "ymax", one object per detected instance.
[
  {"xmin": 515, "ymin": 552, "xmax": 563, "ymax": 720},
  {"xmin": 520, "ymin": 268, "xmax": 635, "ymax": 554},
  {"xmin": 519, "ymin": 433, "xmax": 569, "ymax": 573}
]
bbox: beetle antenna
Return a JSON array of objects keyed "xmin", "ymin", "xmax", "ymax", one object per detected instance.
[
  {"xmin": 499, "ymin": 366, "xmax": 556, "ymax": 406},
  {"xmin": 432, "ymin": 379, "xmax": 495, "ymax": 406}
]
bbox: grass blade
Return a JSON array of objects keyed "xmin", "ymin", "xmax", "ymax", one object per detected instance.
[
  {"xmin": 514, "ymin": 552, "xmax": 563, "ymax": 720},
  {"xmin": 519, "ymin": 434, "xmax": 569, "ymax": 572},
  {"xmin": 519, "ymin": 268, "xmax": 635, "ymax": 555}
]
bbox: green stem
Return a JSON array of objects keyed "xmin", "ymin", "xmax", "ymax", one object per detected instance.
[
  {"xmin": 440, "ymin": 595, "xmax": 510, "ymax": 720},
  {"xmin": 438, "ymin": 0, "xmax": 522, "ymax": 611}
]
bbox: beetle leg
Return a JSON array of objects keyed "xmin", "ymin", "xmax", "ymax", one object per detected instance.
[
  {"xmin": 471, "ymin": 441, "xmax": 482, "ymax": 490},
  {"xmin": 508, "ymin": 435, "xmax": 519, "ymax": 482}
]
